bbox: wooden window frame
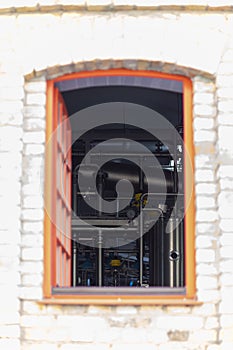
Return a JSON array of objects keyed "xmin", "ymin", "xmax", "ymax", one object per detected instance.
[{"xmin": 43, "ymin": 69, "xmax": 197, "ymax": 305}]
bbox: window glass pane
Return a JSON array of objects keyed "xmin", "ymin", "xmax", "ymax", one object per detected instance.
[{"xmin": 65, "ymin": 82, "xmax": 185, "ymax": 289}]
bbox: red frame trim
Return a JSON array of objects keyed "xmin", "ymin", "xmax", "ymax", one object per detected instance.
[{"xmin": 44, "ymin": 69, "xmax": 196, "ymax": 303}]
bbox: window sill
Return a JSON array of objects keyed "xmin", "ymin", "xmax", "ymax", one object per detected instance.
[{"xmin": 38, "ymin": 296, "xmax": 202, "ymax": 306}]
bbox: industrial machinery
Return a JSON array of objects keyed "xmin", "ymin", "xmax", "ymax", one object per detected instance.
[{"xmin": 71, "ymin": 124, "xmax": 185, "ymax": 289}]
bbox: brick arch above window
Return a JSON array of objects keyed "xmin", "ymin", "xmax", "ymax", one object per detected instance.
[{"xmin": 25, "ymin": 59, "xmax": 215, "ymax": 83}]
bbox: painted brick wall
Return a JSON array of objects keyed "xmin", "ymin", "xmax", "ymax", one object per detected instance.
[{"xmin": 0, "ymin": 4, "xmax": 233, "ymax": 350}]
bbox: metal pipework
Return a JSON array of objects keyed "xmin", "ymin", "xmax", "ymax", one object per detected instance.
[
  {"xmin": 76, "ymin": 162, "xmax": 176, "ymax": 194},
  {"xmin": 72, "ymin": 240, "xmax": 77, "ymax": 287},
  {"xmin": 139, "ymin": 208, "xmax": 143, "ymax": 286},
  {"xmin": 139, "ymin": 197, "xmax": 165, "ymax": 287},
  {"xmin": 97, "ymin": 232, "xmax": 103, "ymax": 287},
  {"xmin": 101, "ymin": 162, "xmax": 176, "ymax": 194},
  {"xmin": 165, "ymin": 215, "xmax": 182, "ymax": 288},
  {"xmin": 97, "ymin": 172, "xmax": 104, "ymax": 287}
]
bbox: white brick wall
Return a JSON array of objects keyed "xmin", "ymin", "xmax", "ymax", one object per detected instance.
[
  {"xmin": 216, "ymin": 44, "xmax": 233, "ymax": 349},
  {"xmin": 0, "ymin": 4, "xmax": 232, "ymax": 350}
]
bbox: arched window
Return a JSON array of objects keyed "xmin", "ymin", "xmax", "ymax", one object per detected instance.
[{"xmin": 44, "ymin": 69, "xmax": 195, "ymax": 303}]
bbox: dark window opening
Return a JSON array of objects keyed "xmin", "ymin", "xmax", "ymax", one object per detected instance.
[{"xmin": 55, "ymin": 82, "xmax": 185, "ymax": 292}]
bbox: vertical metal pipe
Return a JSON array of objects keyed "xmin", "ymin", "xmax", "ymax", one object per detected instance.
[
  {"xmin": 180, "ymin": 219, "xmax": 184, "ymax": 286},
  {"xmin": 97, "ymin": 172, "xmax": 103, "ymax": 287},
  {"xmin": 97, "ymin": 173, "xmax": 103, "ymax": 217},
  {"xmin": 116, "ymin": 197, "xmax": 119, "ymax": 218},
  {"xmin": 139, "ymin": 203, "xmax": 143, "ymax": 286},
  {"xmin": 72, "ymin": 238, "xmax": 77, "ymax": 287},
  {"xmin": 72, "ymin": 169, "xmax": 78, "ymax": 286},
  {"xmin": 160, "ymin": 215, "xmax": 164, "ymax": 287},
  {"xmin": 149, "ymin": 225, "xmax": 156, "ymax": 286},
  {"xmin": 167, "ymin": 215, "xmax": 181, "ymax": 287},
  {"xmin": 175, "ymin": 218, "xmax": 180, "ymax": 287},
  {"xmin": 98, "ymin": 231, "xmax": 103, "ymax": 287},
  {"xmin": 139, "ymin": 158, "xmax": 143, "ymax": 193},
  {"xmin": 169, "ymin": 217, "xmax": 174, "ymax": 287},
  {"xmin": 139, "ymin": 157, "xmax": 143, "ymax": 286},
  {"xmin": 139, "ymin": 230, "xmax": 143, "ymax": 286},
  {"xmin": 73, "ymin": 172, "xmax": 77, "ymax": 215}
]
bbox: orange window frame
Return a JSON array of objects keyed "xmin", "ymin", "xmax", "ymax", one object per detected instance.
[{"xmin": 43, "ymin": 69, "xmax": 196, "ymax": 305}]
